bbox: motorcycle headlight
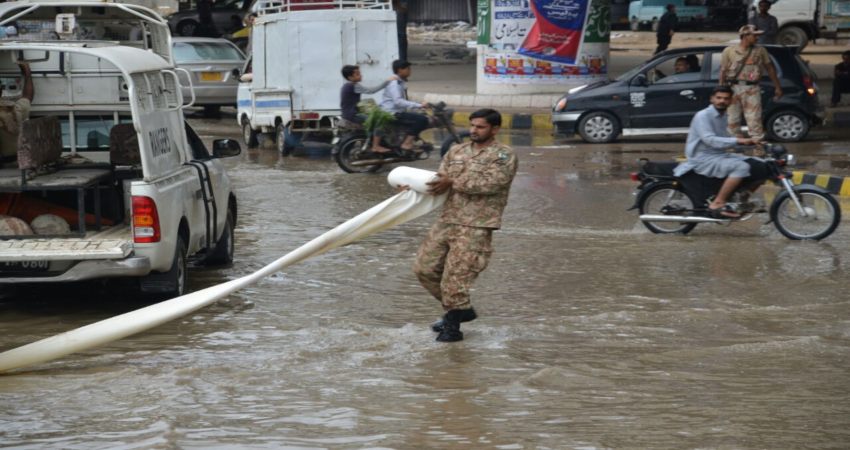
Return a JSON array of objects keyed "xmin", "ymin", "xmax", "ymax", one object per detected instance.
[
  {"xmin": 785, "ymin": 154, "xmax": 796, "ymax": 166},
  {"xmin": 554, "ymin": 97, "xmax": 567, "ymax": 112}
]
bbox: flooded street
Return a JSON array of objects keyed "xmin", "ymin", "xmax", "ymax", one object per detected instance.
[{"xmin": 2, "ymin": 116, "xmax": 850, "ymax": 448}]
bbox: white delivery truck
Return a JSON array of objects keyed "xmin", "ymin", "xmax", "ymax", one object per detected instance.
[
  {"xmin": 0, "ymin": 41, "xmax": 239, "ymax": 298},
  {"xmin": 750, "ymin": 0, "xmax": 850, "ymax": 49},
  {"xmin": 237, "ymin": 0, "xmax": 398, "ymax": 154}
]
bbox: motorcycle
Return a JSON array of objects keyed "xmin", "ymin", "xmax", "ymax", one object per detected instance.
[
  {"xmin": 332, "ymin": 102, "xmax": 469, "ymax": 173},
  {"xmin": 630, "ymin": 144, "xmax": 841, "ymax": 240}
]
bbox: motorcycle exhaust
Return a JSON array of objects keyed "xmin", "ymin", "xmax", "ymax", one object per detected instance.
[{"xmin": 639, "ymin": 214, "xmax": 730, "ymax": 223}]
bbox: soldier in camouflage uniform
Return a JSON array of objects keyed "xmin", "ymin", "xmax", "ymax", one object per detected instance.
[
  {"xmin": 719, "ymin": 25, "xmax": 782, "ymax": 145},
  {"xmin": 0, "ymin": 62, "xmax": 33, "ymax": 168},
  {"xmin": 413, "ymin": 108, "xmax": 518, "ymax": 342}
]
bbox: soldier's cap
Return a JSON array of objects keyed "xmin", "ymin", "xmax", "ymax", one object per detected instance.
[{"xmin": 739, "ymin": 24, "xmax": 765, "ymax": 36}]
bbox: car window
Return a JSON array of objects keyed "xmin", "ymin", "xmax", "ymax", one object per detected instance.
[
  {"xmin": 58, "ymin": 114, "xmax": 132, "ymax": 151},
  {"xmin": 173, "ymin": 42, "xmax": 244, "ymax": 62},
  {"xmin": 709, "ymin": 51, "xmax": 783, "ymax": 80},
  {"xmin": 213, "ymin": 0, "xmax": 246, "ymax": 9},
  {"xmin": 184, "ymin": 123, "xmax": 211, "ymax": 160},
  {"xmin": 644, "ymin": 53, "xmax": 704, "ymax": 85}
]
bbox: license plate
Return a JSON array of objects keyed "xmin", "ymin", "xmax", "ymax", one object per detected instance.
[
  {"xmin": 0, "ymin": 260, "xmax": 50, "ymax": 273},
  {"xmin": 200, "ymin": 71, "xmax": 223, "ymax": 82}
]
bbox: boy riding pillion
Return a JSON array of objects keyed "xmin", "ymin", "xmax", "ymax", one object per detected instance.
[{"xmin": 339, "ymin": 65, "xmax": 396, "ymax": 153}]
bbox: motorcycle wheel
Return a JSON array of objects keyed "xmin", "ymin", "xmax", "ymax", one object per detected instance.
[
  {"xmin": 770, "ymin": 188, "xmax": 840, "ymax": 240},
  {"xmin": 335, "ymin": 136, "xmax": 382, "ymax": 174},
  {"xmin": 638, "ymin": 184, "xmax": 698, "ymax": 234},
  {"xmin": 440, "ymin": 131, "xmax": 470, "ymax": 158}
]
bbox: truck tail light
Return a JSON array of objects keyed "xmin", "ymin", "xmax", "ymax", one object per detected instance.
[
  {"xmin": 802, "ymin": 75, "xmax": 816, "ymax": 96},
  {"xmin": 132, "ymin": 196, "xmax": 161, "ymax": 243}
]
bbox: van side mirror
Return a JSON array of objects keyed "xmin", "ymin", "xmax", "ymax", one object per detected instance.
[
  {"xmin": 212, "ymin": 139, "xmax": 241, "ymax": 158},
  {"xmin": 632, "ymin": 74, "xmax": 648, "ymax": 87}
]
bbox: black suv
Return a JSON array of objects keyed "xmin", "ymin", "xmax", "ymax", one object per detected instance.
[{"xmin": 552, "ymin": 46, "xmax": 822, "ymax": 143}]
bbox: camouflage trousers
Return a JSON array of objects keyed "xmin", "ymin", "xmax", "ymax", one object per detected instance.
[
  {"xmin": 413, "ymin": 222, "xmax": 493, "ymax": 311},
  {"xmin": 728, "ymin": 84, "xmax": 764, "ymax": 140}
]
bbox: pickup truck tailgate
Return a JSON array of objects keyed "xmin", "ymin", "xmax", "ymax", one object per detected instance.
[{"xmin": 0, "ymin": 227, "xmax": 132, "ymax": 261}]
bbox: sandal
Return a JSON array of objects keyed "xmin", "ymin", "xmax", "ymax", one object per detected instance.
[{"xmin": 707, "ymin": 204, "xmax": 741, "ymax": 219}]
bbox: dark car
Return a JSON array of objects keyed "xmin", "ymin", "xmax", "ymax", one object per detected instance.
[
  {"xmin": 552, "ymin": 45, "xmax": 822, "ymax": 143},
  {"xmin": 168, "ymin": 0, "xmax": 253, "ymax": 37}
]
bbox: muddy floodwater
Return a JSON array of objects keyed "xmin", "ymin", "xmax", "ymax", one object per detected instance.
[{"xmin": 2, "ymin": 121, "xmax": 850, "ymax": 449}]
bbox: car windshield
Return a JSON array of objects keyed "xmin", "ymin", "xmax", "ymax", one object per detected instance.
[{"xmin": 174, "ymin": 42, "xmax": 244, "ymax": 62}]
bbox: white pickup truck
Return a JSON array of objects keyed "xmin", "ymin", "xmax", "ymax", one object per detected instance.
[{"xmin": 0, "ymin": 42, "xmax": 240, "ymax": 298}]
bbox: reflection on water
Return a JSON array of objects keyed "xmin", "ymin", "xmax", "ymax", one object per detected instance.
[{"xmin": 1, "ymin": 122, "xmax": 849, "ymax": 449}]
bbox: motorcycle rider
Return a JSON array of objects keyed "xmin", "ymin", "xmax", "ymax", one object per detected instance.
[
  {"xmin": 673, "ymin": 85, "xmax": 762, "ymax": 218},
  {"xmin": 380, "ymin": 60, "xmax": 429, "ymax": 152}
]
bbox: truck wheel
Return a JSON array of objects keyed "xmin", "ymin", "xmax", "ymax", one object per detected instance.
[
  {"xmin": 242, "ymin": 119, "xmax": 259, "ymax": 147},
  {"xmin": 140, "ymin": 236, "xmax": 188, "ymax": 299},
  {"xmin": 778, "ymin": 26, "xmax": 808, "ymax": 49},
  {"xmin": 177, "ymin": 20, "xmax": 198, "ymax": 37},
  {"xmin": 767, "ymin": 109, "xmax": 809, "ymax": 142},
  {"xmin": 440, "ymin": 131, "xmax": 470, "ymax": 157},
  {"xmin": 205, "ymin": 210, "xmax": 234, "ymax": 266},
  {"xmin": 276, "ymin": 122, "xmax": 300, "ymax": 156},
  {"xmin": 578, "ymin": 111, "xmax": 620, "ymax": 143}
]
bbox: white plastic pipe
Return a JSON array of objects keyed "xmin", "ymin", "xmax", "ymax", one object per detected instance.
[{"xmin": 0, "ymin": 167, "xmax": 444, "ymax": 374}]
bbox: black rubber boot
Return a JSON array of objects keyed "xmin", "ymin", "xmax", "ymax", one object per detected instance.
[
  {"xmin": 435, "ymin": 309, "xmax": 476, "ymax": 342},
  {"xmin": 431, "ymin": 308, "xmax": 477, "ymax": 333}
]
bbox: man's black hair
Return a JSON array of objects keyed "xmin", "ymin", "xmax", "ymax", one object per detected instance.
[
  {"xmin": 843, "ymin": 50, "xmax": 850, "ymax": 58},
  {"xmin": 341, "ymin": 65, "xmax": 359, "ymax": 80},
  {"xmin": 712, "ymin": 85, "xmax": 733, "ymax": 96},
  {"xmin": 666, "ymin": 3, "xmax": 675, "ymax": 11},
  {"xmin": 469, "ymin": 108, "xmax": 502, "ymax": 127},
  {"xmin": 392, "ymin": 59, "xmax": 412, "ymax": 74}
]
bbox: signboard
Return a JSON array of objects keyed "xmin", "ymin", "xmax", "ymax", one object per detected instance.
[{"xmin": 481, "ymin": 0, "xmax": 609, "ymax": 85}]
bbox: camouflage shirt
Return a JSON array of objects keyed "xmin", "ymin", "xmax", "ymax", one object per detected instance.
[
  {"xmin": 721, "ymin": 45, "xmax": 771, "ymax": 83},
  {"xmin": 437, "ymin": 140, "xmax": 518, "ymax": 229}
]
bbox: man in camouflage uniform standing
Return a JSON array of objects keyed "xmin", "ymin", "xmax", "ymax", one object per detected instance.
[
  {"xmin": 719, "ymin": 25, "xmax": 783, "ymax": 146},
  {"xmin": 413, "ymin": 108, "xmax": 518, "ymax": 342}
]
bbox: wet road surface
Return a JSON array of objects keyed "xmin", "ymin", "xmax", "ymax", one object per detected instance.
[{"xmin": 1, "ymin": 116, "xmax": 850, "ymax": 448}]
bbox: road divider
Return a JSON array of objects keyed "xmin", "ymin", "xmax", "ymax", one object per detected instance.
[
  {"xmin": 451, "ymin": 111, "xmax": 553, "ymax": 131},
  {"xmin": 792, "ymin": 171, "xmax": 850, "ymax": 197}
]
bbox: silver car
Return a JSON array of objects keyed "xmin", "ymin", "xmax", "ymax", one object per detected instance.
[{"xmin": 173, "ymin": 37, "xmax": 246, "ymax": 116}]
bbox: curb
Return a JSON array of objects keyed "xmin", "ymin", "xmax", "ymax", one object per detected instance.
[
  {"xmin": 451, "ymin": 111, "xmax": 553, "ymax": 131},
  {"xmin": 792, "ymin": 171, "xmax": 850, "ymax": 197}
]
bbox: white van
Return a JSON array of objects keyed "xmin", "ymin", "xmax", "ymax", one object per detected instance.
[
  {"xmin": 237, "ymin": 0, "xmax": 398, "ymax": 154},
  {"xmin": 0, "ymin": 42, "xmax": 239, "ymax": 297}
]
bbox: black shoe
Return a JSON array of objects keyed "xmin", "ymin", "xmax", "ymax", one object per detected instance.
[
  {"xmin": 435, "ymin": 320, "xmax": 463, "ymax": 342},
  {"xmin": 431, "ymin": 308, "xmax": 477, "ymax": 333},
  {"xmin": 434, "ymin": 309, "xmax": 476, "ymax": 342}
]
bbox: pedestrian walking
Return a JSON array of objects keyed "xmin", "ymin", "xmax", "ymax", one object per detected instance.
[
  {"xmin": 654, "ymin": 4, "xmax": 678, "ymax": 55},
  {"xmin": 748, "ymin": 0, "xmax": 779, "ymax": 45},
  {"xmin": 413, "ymin": 109, "xmax": 518, "ymax": 342},
  {"xmin": 719, "ymin": 25, "xmax": 783, "ymax": 144},
  {"xmin": 831, "ymin": 50, "xmax": 850, "ymax": 107},
  {"xmin": 392, "ymin": 0, "xmax": 409, "ymax": 62}
]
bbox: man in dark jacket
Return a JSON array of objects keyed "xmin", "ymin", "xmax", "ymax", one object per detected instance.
[
  {"xmin": 832, "ymin": 50, "xmax": 850, "ymax": 107},
  {"xmin": 655, "ymin": 4, "xmax": 678, "ymax": 55}
]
